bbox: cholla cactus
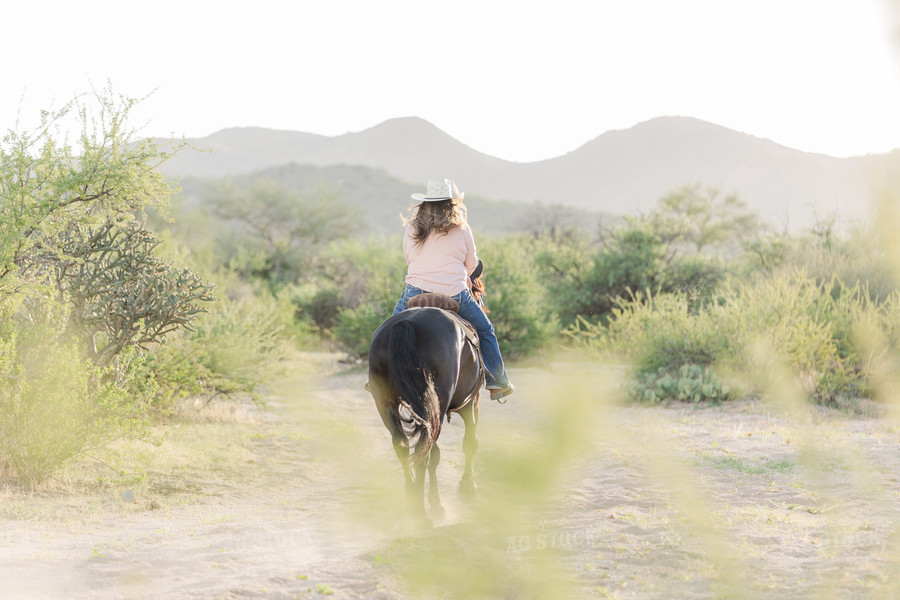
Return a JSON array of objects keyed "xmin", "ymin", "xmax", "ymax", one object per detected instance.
[{"xmin": 55, "ymin": 219, "xmax": 217, "ymax": 365}]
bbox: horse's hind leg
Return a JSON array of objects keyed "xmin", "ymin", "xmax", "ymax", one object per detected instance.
[
  {"xmin": 427, "ymin": 443, "xmax": 445, "ymax": 520},
  {"xmin": 371, "ymin": 379, "xmax": 414, "ymax": 493},
  {"xmin": 411, "ymin": 452, "xmax": 430, "ymax": 526},
  {"xmin": 457, "ymin": 399, "xmax": 479, "ymax": 502},
  {"xmin": 377, "ymin": 398, "xmax": 429, "ymax": 525}
]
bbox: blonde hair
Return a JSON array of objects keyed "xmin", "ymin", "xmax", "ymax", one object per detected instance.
[{"xmin": 404, "ymin": 181, "xmax": 468, "ymax": 245}]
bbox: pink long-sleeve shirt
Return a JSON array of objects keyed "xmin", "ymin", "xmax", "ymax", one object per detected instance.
[{"xmin": 403, "ymin": 224, "xmax": 478, "ymax": 296}]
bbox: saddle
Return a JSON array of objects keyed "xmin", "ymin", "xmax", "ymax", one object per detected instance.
[
  {"xmin": 408, "ymin": 292, "xmax": 460, "ymax": 313},
  {"xmin": 407, "ymin": 293, "xmax": 480, "ymax": 352}
]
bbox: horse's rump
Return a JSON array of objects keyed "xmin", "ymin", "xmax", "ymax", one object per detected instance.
[{"xmin": 387, "ymin": 319, "xmax": 442, "ymax": 465}]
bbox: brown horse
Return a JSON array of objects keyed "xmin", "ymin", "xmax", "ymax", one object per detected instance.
[{"xmin": 367, "ymin": 305, "xmax": 483, "ymax": 525}]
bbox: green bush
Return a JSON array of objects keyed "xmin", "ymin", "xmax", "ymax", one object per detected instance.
[
  {"xmin": 535, "ymin": 220, "xmax": 727, "ymax": 327},
  {"xmin": 568, "ymin": 290, "xmax": 723, "ymax": 373},
  {"xmin": 294, "ymin": 233, "xmax": 558, "ymax": 358},
  {"xmin": 536, "ymin": 224, "xmax": 670, "ymax": 325},
  {"xmin": 297, "ymin": 236, "xmax": 406, "ymax": 354},
  {"xmin": 300, "ymin": 283, "xmax": 344, "ymax": 331},
  {"xmin": 0, "ymin": 300, "xmax": 148, "ymax": 482},
  {"xmin": 531, "ymin": 230, "xmax": 598, "ymax": 325},
  {"xmin": 569, "ymin": 271, "xmax": 858, "ymax": 404},
  {"xmin": 817, "ymin": 281, "xmax": 900, "ymax": 400},
  {"xmin": 191, "ymin": 178, "xmax": 361, "ymax": 286},
  {"xmin": 720, "ymin": 272, "xmax": 852, "ymax": 402},
  {"xmin": 137, "ymin": 280, "xmax": 295, "ymax": 410},
  {"xmin": 476, "ymin": 235, "xmax": 559, "ymax": 358},
  {"xmin": 741, "ymin": 223, "xmax": 899, "ymax": 302},
  {"xmin": 667, "ymin": 254, "xmax": 727, "ymax": 305},
  {"xmin": 334, "ymin": 303, "xmax": 395, "ymax": 356}
]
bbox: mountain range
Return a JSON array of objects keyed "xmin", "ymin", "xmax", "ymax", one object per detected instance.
[{"xmin": 158, "ymin": 116, "xmax": 897, "ymax": 231}]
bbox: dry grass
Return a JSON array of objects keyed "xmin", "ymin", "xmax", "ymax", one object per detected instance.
[{"xmin": 0, "ymin": 351, "xmax": 325, "ymax": 524}]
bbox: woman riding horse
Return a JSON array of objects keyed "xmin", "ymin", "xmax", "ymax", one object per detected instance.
[{"xmin": 366, "ymin": 178, "xmax": 514, "ymax": 523}]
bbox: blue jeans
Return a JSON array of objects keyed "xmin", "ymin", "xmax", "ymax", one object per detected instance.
[{"xmin": 392, "ymin": 284, "xmax": 510, "ymax": 387}]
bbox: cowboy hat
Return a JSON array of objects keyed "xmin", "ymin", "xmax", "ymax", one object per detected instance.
[{"xmin": 411, "ymin": 178, "xmax": 465, "ymax": 202}]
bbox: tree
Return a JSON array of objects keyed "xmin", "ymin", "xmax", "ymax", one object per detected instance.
[
  {"xmin": 517, "ymin": 202, "xmax": 598, "ymax": 242},
  {"xmin": 1, "ymin": 86, "xmax": 214, "ymax": 361},
  {"xmin": 535, "ymin": 220, "xmax": 675, "ymax": 324},
  {"xmin": 651, "ymin": 184, "xmax": 760, "ymax": 255},
  {"xmin": 207, "ymin": 178, "xmax": 361, "ymax": 285},
  {"xmin": 0, "ymin": 86, "xmax": 174, "ymax": 298},
  {"xmin": 536, "ymin": 214, "xmax": 727, "ymax": 325}
]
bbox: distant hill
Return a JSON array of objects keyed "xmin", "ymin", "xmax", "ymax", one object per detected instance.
[
  {"xmin": 158, "ymin": 116, "xmax": 893, "ymax": 230},
  {"xmin": 174, "ymin": 164, "xmax": 605, "ymax": 236}
]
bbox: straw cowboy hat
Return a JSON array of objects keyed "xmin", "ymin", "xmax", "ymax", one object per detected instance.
[{"xmin": 411, "ymin": 178, "xmax": 465, "ymax": 202}]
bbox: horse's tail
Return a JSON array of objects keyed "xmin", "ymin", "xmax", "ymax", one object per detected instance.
[{"xmin": 388, "ymin": 319, "xmax": 441, "ymax": 467}]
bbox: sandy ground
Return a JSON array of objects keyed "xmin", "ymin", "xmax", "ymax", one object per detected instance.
[{"xmin": 4, "ymin": 354, "xmax": 900, "ymax": 599}]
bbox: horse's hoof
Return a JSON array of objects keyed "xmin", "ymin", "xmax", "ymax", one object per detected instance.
[{"xmin": 458, "ymin": 479, "xmax": 478, "ymax": 502}]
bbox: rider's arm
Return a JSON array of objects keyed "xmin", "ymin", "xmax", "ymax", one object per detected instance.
[
  {"xmin": 462, "ymin": 225, "xmax": 478, "ymax": 275},
  {"xmin": 402, "ymin": 225, "xmax": 415, "ymax": 264}
]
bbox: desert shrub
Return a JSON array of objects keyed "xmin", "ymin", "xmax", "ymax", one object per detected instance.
[
  {"xmin": 569, "ymin": 290, "xmax": 726, "ymax": 373},
  {"xmin": 0, "ymin": 299, "xmax": 148, "ymax": 482},
  {"xmin": 536, "ymin": 220, "xmax": 728, "ymax": 326},
  {"xmin": 476, "ymin": 235, "xmax": 559, "ymax": 358},
  {"xmin": 720, "ymin": 272, "xmax": 853, "ymax": 403},
  {"xmin": 667, "ymin": 254, "xmax": 727, "ymax": 304},
  {"xmin": 532, "ymin": 231, "xmax": 601, "ymax": 326},
  {"xmin": 816, "ymin": 282, "xmax": 900, "ymax": 399},
  {"xmin": 303, "ymin": 236, "xmax": 407, "ymax": 354},
  {"xmin": 569, "ymin": 271, "xmax": 857, "ymax": 404},
  {"xmin": 297, "ymin": 283, "xmax": 344, "ymax": 331},
  {"xmin": 812, "ymin": 280, "xmax": 876, "ymax": 366},
  {"xmin": 805, "ymin": 220, "xmax": 899, "ymax": 301},
  {"xmin": 742, "ymin": 222, "xmax": 899, "ymax": 302},
  {"xmin": 565, "ymin": 224, "xmax": 672, "ymax": 324},
  {"xmin": 334, "ymin": 303, "xmax": 395, "ymax": 356},
  {"xmin": 200, "ymin": 178, "xmax": 361, "ymax": 286},
  {"xmin": 136, "ymin": 275, "xmax": 295, "ymax": 410}
]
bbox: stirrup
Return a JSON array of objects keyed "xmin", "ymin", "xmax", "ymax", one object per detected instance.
[{"xmin": 488, "ymin": 384, "xmax": 515, "ymax": 403}]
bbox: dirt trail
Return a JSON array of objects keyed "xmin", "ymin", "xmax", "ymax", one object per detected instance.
[{"xmin": 4, "ymin": 354, "xmax": 900, "ymax": 599}]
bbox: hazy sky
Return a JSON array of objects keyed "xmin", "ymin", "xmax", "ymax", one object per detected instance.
[{"xmin": 4, "ymin": 1, "xmax": 900, "ymax": 162}]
